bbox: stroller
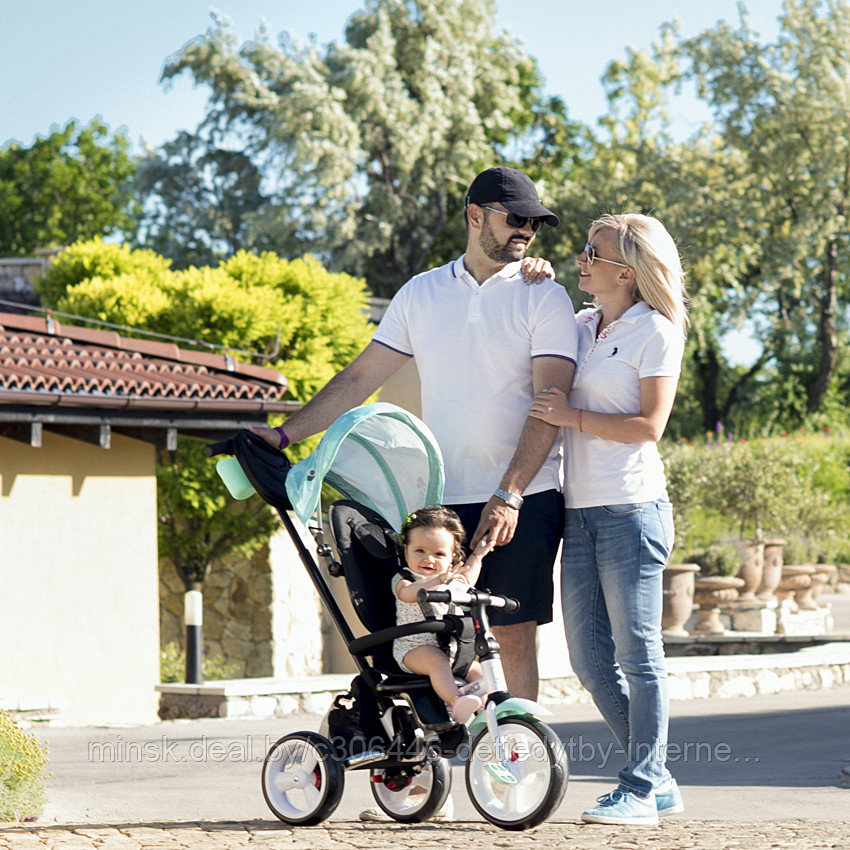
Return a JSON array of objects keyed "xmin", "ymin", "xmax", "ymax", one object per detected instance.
[{"xmin": 206, "ymin": 403, "xmax": 568, "ymax": 830}]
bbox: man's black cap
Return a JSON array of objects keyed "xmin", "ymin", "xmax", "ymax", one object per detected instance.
[{"xmin": 465, "ymin": 166, "xmax": 559, "ymax": 228}]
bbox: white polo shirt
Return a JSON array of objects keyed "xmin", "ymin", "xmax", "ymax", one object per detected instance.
[
  {"xmin": 564, "ymin": 301, "xmax": 684, "ymax": 508},
  {"xmin": 373, "ymin": 255, "xmax": 577, "ymax": 504}
]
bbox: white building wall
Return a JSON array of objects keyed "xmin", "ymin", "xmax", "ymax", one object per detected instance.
[{"xmin": 0, "ymin": 433, "xmax": 160, "ymax": 725}]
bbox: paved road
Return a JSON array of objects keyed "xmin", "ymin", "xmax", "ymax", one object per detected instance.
[{"xmin": 1, "ymin": 684, "xmax": 847, "ymax": 847}]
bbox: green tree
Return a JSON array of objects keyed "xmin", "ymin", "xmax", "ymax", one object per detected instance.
[
  {"xmin": 681, "ymin": 0, "xmax": 850, "ymax": 422},
  {"xmin": 130, "ymin": 131, "xmax": 266, "ymax": 269},
  {"xmin": 0, "ymin": 120, "xmax": 135, "ymax": 256},
  {"xmin": 40, "ymin": 241, "xmax": 374, "ymax": 591},
  {"xmin": 159, "ymin": 0, "xmax": 560, "ymax": 296}
]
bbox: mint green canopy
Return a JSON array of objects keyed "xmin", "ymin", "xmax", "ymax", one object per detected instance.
[{"xmin": 285, "ymin": 403, "xmax": 444, "ymax": 531}]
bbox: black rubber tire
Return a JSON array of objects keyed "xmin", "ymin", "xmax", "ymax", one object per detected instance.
[{"xmin": 261, "ymin": 731, "xmax": 344, "ymax": 825}]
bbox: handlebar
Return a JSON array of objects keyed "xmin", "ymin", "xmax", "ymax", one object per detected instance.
[
  {"xmin": 204, "ymin": 437, "xmax": 236, "ymax": 458},
  {"xmin": 419, "ymin": 586, "xmax": 520, "ymax": 613}
]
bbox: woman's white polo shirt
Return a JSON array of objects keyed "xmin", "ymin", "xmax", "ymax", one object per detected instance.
[{"xmin": 564, "ymin": 302, "xmax": 684, "ymax": 508}]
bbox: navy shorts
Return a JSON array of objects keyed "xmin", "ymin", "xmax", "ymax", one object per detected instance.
[{"xmin": 447, "ymin": 489, "xmax": 564, "ymax": 627}]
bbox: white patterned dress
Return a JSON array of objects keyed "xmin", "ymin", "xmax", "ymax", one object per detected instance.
[{"xmin": 391, "ymin": 572, "xmax": 467, "ymax": 672}]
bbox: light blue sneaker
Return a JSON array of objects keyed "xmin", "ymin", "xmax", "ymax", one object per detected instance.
[
  {"xmin": 581, "ymin": 789, "xmax": 659, "ymax": 825},
  {"xmin": 655, "ymin": 778, "xmax": 684, "ymax": 817}
]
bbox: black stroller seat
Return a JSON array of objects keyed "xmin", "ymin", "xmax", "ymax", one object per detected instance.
[{"xmin": 328, "ymin": 500, "xmax": 476, "ymax": 724}]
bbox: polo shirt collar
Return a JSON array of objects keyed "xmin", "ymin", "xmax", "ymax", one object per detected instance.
[
  {"xmin": 452, "ymin": 254, "xmax": 522, "ymax": 284},
  {"xmin": 618, "ymin": 301, "xmax": 653, "ymax": 323},
  {"xmin": 580, "ymin": 300, "xmax": 652, "ymax": 331}
]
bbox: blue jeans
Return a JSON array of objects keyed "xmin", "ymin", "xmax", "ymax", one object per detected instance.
[{"xmin": 561, "ymin": 496, "xmax": 674, "ymax": 797}]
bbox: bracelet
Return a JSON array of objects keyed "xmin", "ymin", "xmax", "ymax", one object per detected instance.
[
  {"xmin": 494, "ymin": 487, "xmax": 523, "ymax": 510},
  {"xmin": 578, "ymin": 409, "xmax": 584, "ymax": 433},
  {"xmin": 273, "ymin": 425, "xmax": 290, "ymax": 450}
]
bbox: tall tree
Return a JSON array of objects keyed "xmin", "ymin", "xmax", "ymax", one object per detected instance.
[
  {"xmin": 130, "ymin": 131, "xmax": 266, "ymax": 269},
  {"xmin": 683, "ymin": 0, "xmax": 850, "ymax": 419},
  {"xmin": 159, "ymin": 0, "xmax": 557, "ymax": 296},
  {"xmin": 0, "ymin": 120, "xmax": 134, "ymax": 256}
]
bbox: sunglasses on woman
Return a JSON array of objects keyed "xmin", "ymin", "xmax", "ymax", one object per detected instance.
[
  {"xmin": 481, "ymin": 205, "xmax": 545, "ymax": 233},
  {"xmin": 582, "ymin": 243, "xmax": 631, "ymax": 268}
]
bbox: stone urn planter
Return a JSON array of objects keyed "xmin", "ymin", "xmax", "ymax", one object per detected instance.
[
  {"xmin": 757, "ymin": 538, "xmax": 786, "ymax": 601},
  {"xmin": 692, "ymin": 576, "xmax": 746, "ymax": 635},
  {"xmin": 809, "ymin": 564, "xmax": 837, "ymax": 604},
  {"xmin": 776, "ymin": 564, "xmax": 815, "ymax": 612},
  {"xmin": 662, "ymin": 563, "xmax": 700, "ymax": 636},
  {"xmin": 733, "ymin": 539, "xmax": 765, "ymax": 601}
]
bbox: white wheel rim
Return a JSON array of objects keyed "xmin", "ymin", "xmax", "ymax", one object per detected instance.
[
  {"xmin": 467, "ymin": 722, "xmax": 552, "ymax": 822},
  {"xmin": 372, "ymin": 765, "xmax": 435, "ymax": 816},
  {"xmin": 264, "ymin": 738, "xmax": 327, "ymax": 819}
]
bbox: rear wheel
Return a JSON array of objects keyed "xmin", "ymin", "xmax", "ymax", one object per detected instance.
[
  {"xmin": 369, "ymin": 752, "xmax": 451, "ymax": 822},
  {"xmin": 261, "ymin": 731, "xmax": 344, "ymax": 825},
  {"xmin": 465, "ymin": 716, "xmax": 568, "ymax": 830}
]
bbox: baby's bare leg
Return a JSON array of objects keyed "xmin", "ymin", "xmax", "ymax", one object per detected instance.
[{"xmin": 402, "ymin": 645, "xmax": 459, "ymax": 704}]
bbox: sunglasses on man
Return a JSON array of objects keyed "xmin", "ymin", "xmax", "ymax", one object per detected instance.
[{"xmin": 480, "ymin": 205, "xmax": 546, "ymax": 233}]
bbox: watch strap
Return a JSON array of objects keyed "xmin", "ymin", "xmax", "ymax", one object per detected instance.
[{"xmin": 494, "ymin": 488, "xmax": 523, "ymax": 510}]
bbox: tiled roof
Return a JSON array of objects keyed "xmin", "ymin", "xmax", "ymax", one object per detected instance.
[{"xmin": 0, "ymin": 311, "xmax": 294, "ymax": 414}]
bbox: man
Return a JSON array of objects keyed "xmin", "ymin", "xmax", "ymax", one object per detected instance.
[{"xmin": 253, "ymin": 166, "xmax": 577, "ymax": 700}]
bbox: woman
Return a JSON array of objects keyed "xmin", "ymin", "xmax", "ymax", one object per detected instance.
[{"xmin": 530, "ymin": 213, "xmax": 689, "ymax": 826}]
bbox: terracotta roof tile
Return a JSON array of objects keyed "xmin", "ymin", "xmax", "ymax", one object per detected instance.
[{"xmin": 0, "ymin": 311, "xmax": 292, "ymax": 413}]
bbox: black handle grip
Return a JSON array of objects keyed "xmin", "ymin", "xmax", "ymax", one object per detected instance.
[
  {"xmin": 204, "ymin": 437, "xmax": 235, "ymax": 458},
  {"xmin": 419, "ymin": 588, "xmax": 451, "ymax": 604}
]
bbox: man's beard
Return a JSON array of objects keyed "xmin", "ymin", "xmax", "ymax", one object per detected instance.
[{"xmin": 480, "ymin": 216, "xmax": 528, "ymax": 264}]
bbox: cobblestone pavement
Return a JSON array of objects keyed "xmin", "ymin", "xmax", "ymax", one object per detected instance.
[{"xmin": 1, "ymin": 819, "xmax": 849, "ymax": 849}]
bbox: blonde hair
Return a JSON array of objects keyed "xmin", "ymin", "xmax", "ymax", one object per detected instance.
[{"xmin": 588, "ymin": 213, "xmax": 689, "ymax": 335}]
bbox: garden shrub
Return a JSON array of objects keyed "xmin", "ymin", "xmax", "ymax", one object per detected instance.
[
  {"xmin": 0, "ymin": 710, "xmax": 48, "ymax": 822},
  {"xmin": 160, "ymin": 642, "xmax": 241, "ymax": 683},
  {"xmin": 662, "ymin": 431, "xmax": 850, "ymax": 561},
  {"xmin": 686, "ymin": 543, "xmax": 741, "ymax": 577}
]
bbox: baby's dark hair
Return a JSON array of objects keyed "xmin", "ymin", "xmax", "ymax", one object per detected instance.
[{"xmin": 400, "ymin": 505, "xmax": 467, "ymax": 564}]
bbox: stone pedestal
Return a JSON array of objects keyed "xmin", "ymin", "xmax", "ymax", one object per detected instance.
[
  {"xmin": 723, "ymin": 598, "xmax": 778, "ymax": 633},
  {"xmin": 692, "ymin": 576, "xmax": 745, "ymax": 635},
  {"xmin": 757, "ymin": 539, "xmax": 786, "ymax": 601},
  {"xmin": 776, "ymin": 601, "xmax": 834, "ymax": 635}
]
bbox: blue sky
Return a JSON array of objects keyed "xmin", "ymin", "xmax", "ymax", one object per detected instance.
[
  {"xmin": 2, "ymin": 1, "xmax": 784, "ymax": 150},
  {"xmin": 3, "ymin": 1, "xmax": 784, "ymax": 364}
]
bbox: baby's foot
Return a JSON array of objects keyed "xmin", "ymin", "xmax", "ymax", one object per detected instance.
[
  {"xmin": 458, "ymin": 679, "xmax": 489, "ymax": 700},
  {"xmin": 450, "ymin": 694, "xmax": 482, "ymax": 724}
]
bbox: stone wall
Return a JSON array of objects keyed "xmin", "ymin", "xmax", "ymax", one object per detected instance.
[
  {"xmin": 159, "ymin": 521, "xmax": 325, "ymax": 680},
  {"xmin": 159, "ymin": 546, "xmax": 275, "ymax": 678}
]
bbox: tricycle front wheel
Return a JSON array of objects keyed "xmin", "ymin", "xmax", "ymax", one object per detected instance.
[{"xmin": 465, "ymin": 716, "xmax": 568, "ymax": 830}]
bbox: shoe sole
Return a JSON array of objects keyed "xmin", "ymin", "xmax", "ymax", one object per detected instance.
[
  {"xmin": 581, "ymin": 813, "xmax": 660, "ymax": 825},
  {"xmin": 657, "ymin": 802, "xmax": 685, "ymax": 817}
]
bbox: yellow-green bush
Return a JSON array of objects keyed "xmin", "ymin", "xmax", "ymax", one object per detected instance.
[{"xmin": 0, "ymin": 710, "xmax": 49, "ymax": 822}]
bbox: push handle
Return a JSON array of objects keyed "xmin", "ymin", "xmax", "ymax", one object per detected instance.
[{"xmin": 204, "ymin": 437, "xmax": 235, "ymax": 458}]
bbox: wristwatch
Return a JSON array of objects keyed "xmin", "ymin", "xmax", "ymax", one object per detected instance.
[{"xmin": 494, "ymin": 488, "xmax": 524, "ymax": 510}]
